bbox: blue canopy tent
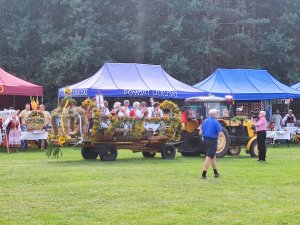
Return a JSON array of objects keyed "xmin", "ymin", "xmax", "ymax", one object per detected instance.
[
  {"xmin": 194, "ymin": 68, "xmax": 300, "ymax": 100},
  {"xmin": 291, "ymin": 82, "xmax": 300, "ymax": 91},
  {"xmin": 59, "ymin": 63, "xmax": 206, "ymax": 99}
]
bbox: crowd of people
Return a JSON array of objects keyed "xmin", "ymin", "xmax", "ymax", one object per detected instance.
[
  {"xmin": 250, "ymin": 108, "xmax": 298, "ymax": 162},
  {"xmin": 0, "ymin": 103, "xmax": 51, "ymax": 152},
  {"xmin": 102, "ymin": 99, "xmax": 164, "ymax": 119}
]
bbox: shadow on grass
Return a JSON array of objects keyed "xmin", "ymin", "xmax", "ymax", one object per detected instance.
[
  {"xmin": 45, "ymin": 155, "xmax": 183, "ymax": 166},
  {"xmin": 0, "ymin": 147, "xmax": 46, "ymax": 154}
]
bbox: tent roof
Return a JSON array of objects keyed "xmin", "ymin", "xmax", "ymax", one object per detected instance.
[
  {"xmin": 59, "ymin": 63, "xmax": 206, "ymax": 99},
  {"xmin": 291, "ymin": 82, "xmax": 300, "ymax": 91},
  {"xmin": 194, "ymin": 68, "xmax": 300, "ymax": 100},
  {"xmin": 0, "ymin": 68, "xmax": 43, "ymax": 96}
]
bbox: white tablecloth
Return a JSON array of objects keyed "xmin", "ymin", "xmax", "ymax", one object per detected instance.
[
  {"xmin": 283, "ymin": 127, "xmax": 298, "ymax": 136},
  {"xmin": 266, "ymin": 131, "xmax": 291, "ymax": 140},
  {"xmin": 21, "ymin": 132, "xmax": 48, "ymax": 140}
]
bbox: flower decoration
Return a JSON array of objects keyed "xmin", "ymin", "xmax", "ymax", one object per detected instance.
[
  {"xmin": 30, "ymin": 97, "xmax": 39, "ymax": 111},
  {"xmin": 64, "ymin": 87, "xmax": 72, "ymax": 96},
  {"xmin": 47, "ymin": 134, "xmax": 56, "ymax": 141},
  {"xmin": 58, "ymin": 136, "xmax": 66, "ymax": 145}
]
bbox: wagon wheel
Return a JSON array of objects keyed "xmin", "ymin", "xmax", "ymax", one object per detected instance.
[
  {"xmin": 228, "ymin": 145, "xmax": 242, "ymax": 156},
  {"xmin": 81, "ymin": 147, "xmax": 98, "ymax": 160},
  {"xmin": 161, "ymin": 145, "xmax": 176, "ymax": 159},
  {"xmin": 99, "ymin": 144, "xmax": 118, "ymax": 161},
  {"xmin": 142, "ymin": 152, "xmax": 156, "ymax": 158}
]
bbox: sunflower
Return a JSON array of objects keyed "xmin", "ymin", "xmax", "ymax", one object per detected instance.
[
  {"xmin": 64, "ymin": 87, "xmax": 72, "ymax": 95},
  {"xmin": 85, "ymin": 98, "xmax": 92, "ymax": 105},
  {"xmin": 81, "ymin": 101, "xmax": 88, "ymax": 108},
  {"xmin": 58, "ymin": 136, "xmax": 66, "ymax": 145}
]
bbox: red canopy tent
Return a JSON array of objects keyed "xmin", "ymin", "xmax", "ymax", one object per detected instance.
[{"xmin": 0, "ymin": 68, "xmax": 43, "ymax": 109}]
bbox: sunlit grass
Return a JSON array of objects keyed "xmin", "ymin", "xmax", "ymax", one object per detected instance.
[{"xmin": 0, "ymin": 144, "xmax": 299, "ymax": 225}]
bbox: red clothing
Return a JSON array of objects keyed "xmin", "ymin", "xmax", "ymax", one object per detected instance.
[
  {"xmin": 181, "ymin": 112, "xmax": 187, "ymax": 124},
  {"xmin": 130, "ymin": 110, "xmax": 135, "ymax": 118}
]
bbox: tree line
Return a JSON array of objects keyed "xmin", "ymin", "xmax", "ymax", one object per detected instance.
[{"xmin": 1, "ymin": 0, "xmax": 300, "ymax": 108}]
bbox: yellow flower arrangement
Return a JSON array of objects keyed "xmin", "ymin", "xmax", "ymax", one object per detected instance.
[
  {"xmin": 94, "ymin": 110, "xmax": 100, "ymax": 117},
  {"xmin": 132, "ymin": 120, "xmax": 144, "ymax": 139},
  {"xmin": 64, "ymin": 87, "xmax": 72, "ymax": 96},
  {"xmin": 30, "ymin": 97, "xmax": 39, "ymax": 111},
  {"xmin": 47, "ymin": 134, "xmax": 56, "ymax": 141},
  {"xmin": 58, "ymin": 136, "xmax": 66, "ymax": 145},
  {"xmin": 160, "ymin": 100, "xmax": 178, "ymax": 111}
]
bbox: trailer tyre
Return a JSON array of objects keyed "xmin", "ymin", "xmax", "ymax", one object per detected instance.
[
  {"xmin": 142, "ymin": 152, "xmax": 156, "ymax": 158},
  {"xmin": 216, "ymin": 128, "xmax": 230, "ymax": 158},
  {"xmin": 99, "ymin": 144, "xmax": 118, "ymax": 161},
  {"xmin": 81, "ymin": 147, "xmax": 98, "ymax": 160},
  {"xmin": 161, "ymin": 145, "xmax": 176, "ymax": 159}
]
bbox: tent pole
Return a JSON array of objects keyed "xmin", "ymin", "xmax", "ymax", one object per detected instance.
[
  {"xmin": 57, "ymin": 96, "xmax": 59, "ymax": 107},
  {"xmin": 13, "ymin": 95, "xmax": 15, "ymax": 108}
]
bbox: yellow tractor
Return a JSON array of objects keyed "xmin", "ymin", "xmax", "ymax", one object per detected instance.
[{"xmin": 178, "ymin": 96, "xmax": 258, "ymax": 157}]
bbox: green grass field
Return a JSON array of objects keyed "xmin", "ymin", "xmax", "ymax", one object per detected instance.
[{"xmin": 0, "ymin": 145, "xmax": 299, "ymax": 225}]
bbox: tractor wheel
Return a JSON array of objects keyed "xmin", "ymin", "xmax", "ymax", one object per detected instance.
[
  {"xmin": 249, "ymin": 140, "xmax": 258, "ymax": 158},
  {"xmin": 142, "ymin": 152, "xmax": 156, "ymax": 158},
  {"xmin": 228, "ymin": 145, "xmax": 242, "ymax": 156},
  {"xmin": 81, "ymin": 147, "xmax": 98, "ymax": 160},
  {"xmin": 161, "ymin": 145, "xmax": 176, "ymax": 159},
  {"xmin": 99, "ymin": 144, "xmax": 118, "ymax": 161},
  {"xmin": 216, "ymin": 128, "xmax": 230, "ymax": 158},
  {"xmin": 181, "ymin": 151, "xmax": 201, "ymax": 157}
]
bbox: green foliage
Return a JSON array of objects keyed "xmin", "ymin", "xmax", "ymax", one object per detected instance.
[
  {"xmin": 45, "ymin": 141, "xmax": 63, "ymax": 158},
  {"xmin": 1, "ymin": 0, "xmax": 300, "ymax": 109}
]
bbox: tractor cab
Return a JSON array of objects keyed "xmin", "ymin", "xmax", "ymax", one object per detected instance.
[
  {"xmin": 184, "ymin": 96, "xmax": 230, "ymax": 120},
  {"xmin": 179, "ymin": 96, "xmax": 258, "ymax": 158}
]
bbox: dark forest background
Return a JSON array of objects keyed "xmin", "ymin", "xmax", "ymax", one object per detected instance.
[{"xmin": 1, "ymin": 0, "xmax": 300, "ymax": 108}]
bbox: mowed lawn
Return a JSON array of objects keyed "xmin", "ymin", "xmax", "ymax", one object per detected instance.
[{"xmin": 0, "ymin": 145, "xmax": 300, "ymax": 225}]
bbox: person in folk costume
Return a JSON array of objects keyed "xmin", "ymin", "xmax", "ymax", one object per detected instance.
[
  {"xmin": 100, "ymin": 100, "xmax": 110, "ymax": 117},
  {"xmin": 130, "ymin": 102, "xmax": 142, "ymax": 118},
  {"xmin": 150, "ymin": 102, "xmax": 163, "ymax": 118},
  {"xmin": 140, "ymin": 101, "xmax": 149, "ymax": 119},
  {"xmin": 111, "ymin": 102, "xmax": 121, "ymax": 116},
  {"xmin": 124, "ymin": 99, "xmax": 132, "ymax": 112},
  {"xmin": 282, "ymin": 109, "xmax": 297, "ymax": 127},
  {"xmin": 3, "ymin": 111, "xmax": 21, "ymax": 152}
]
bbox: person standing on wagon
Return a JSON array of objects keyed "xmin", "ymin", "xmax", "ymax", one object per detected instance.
[
  {"xmin": 18, "ymin": 103, "xmax": 31, "ymax": 150},
  {"xmin": 199, "ymin": 109, "xmax": 224, "ymax": 179}
]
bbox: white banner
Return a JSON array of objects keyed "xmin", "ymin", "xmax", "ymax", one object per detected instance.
[{"xmin": 0, "ymin": 110, "xmax": 18, "ymax": 120}]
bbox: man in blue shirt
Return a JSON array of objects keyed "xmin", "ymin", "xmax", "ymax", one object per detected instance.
[{"xmin": 199, "ymin": 109, "xmax": 224, "ymax": 179}]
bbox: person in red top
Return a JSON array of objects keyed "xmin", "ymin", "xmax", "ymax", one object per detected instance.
[{"xmin": 252, "ymin": 111, "xmax": 267, "ymax": 161}]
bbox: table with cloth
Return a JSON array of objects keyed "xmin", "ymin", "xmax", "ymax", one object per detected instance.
[
  {"xmin": 266, "ymin": 127, "xmax": 298, "ymax": 147},
  {"xmin": 21, "ymin": 131, "xmax": 49, "ymax": 149}
]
